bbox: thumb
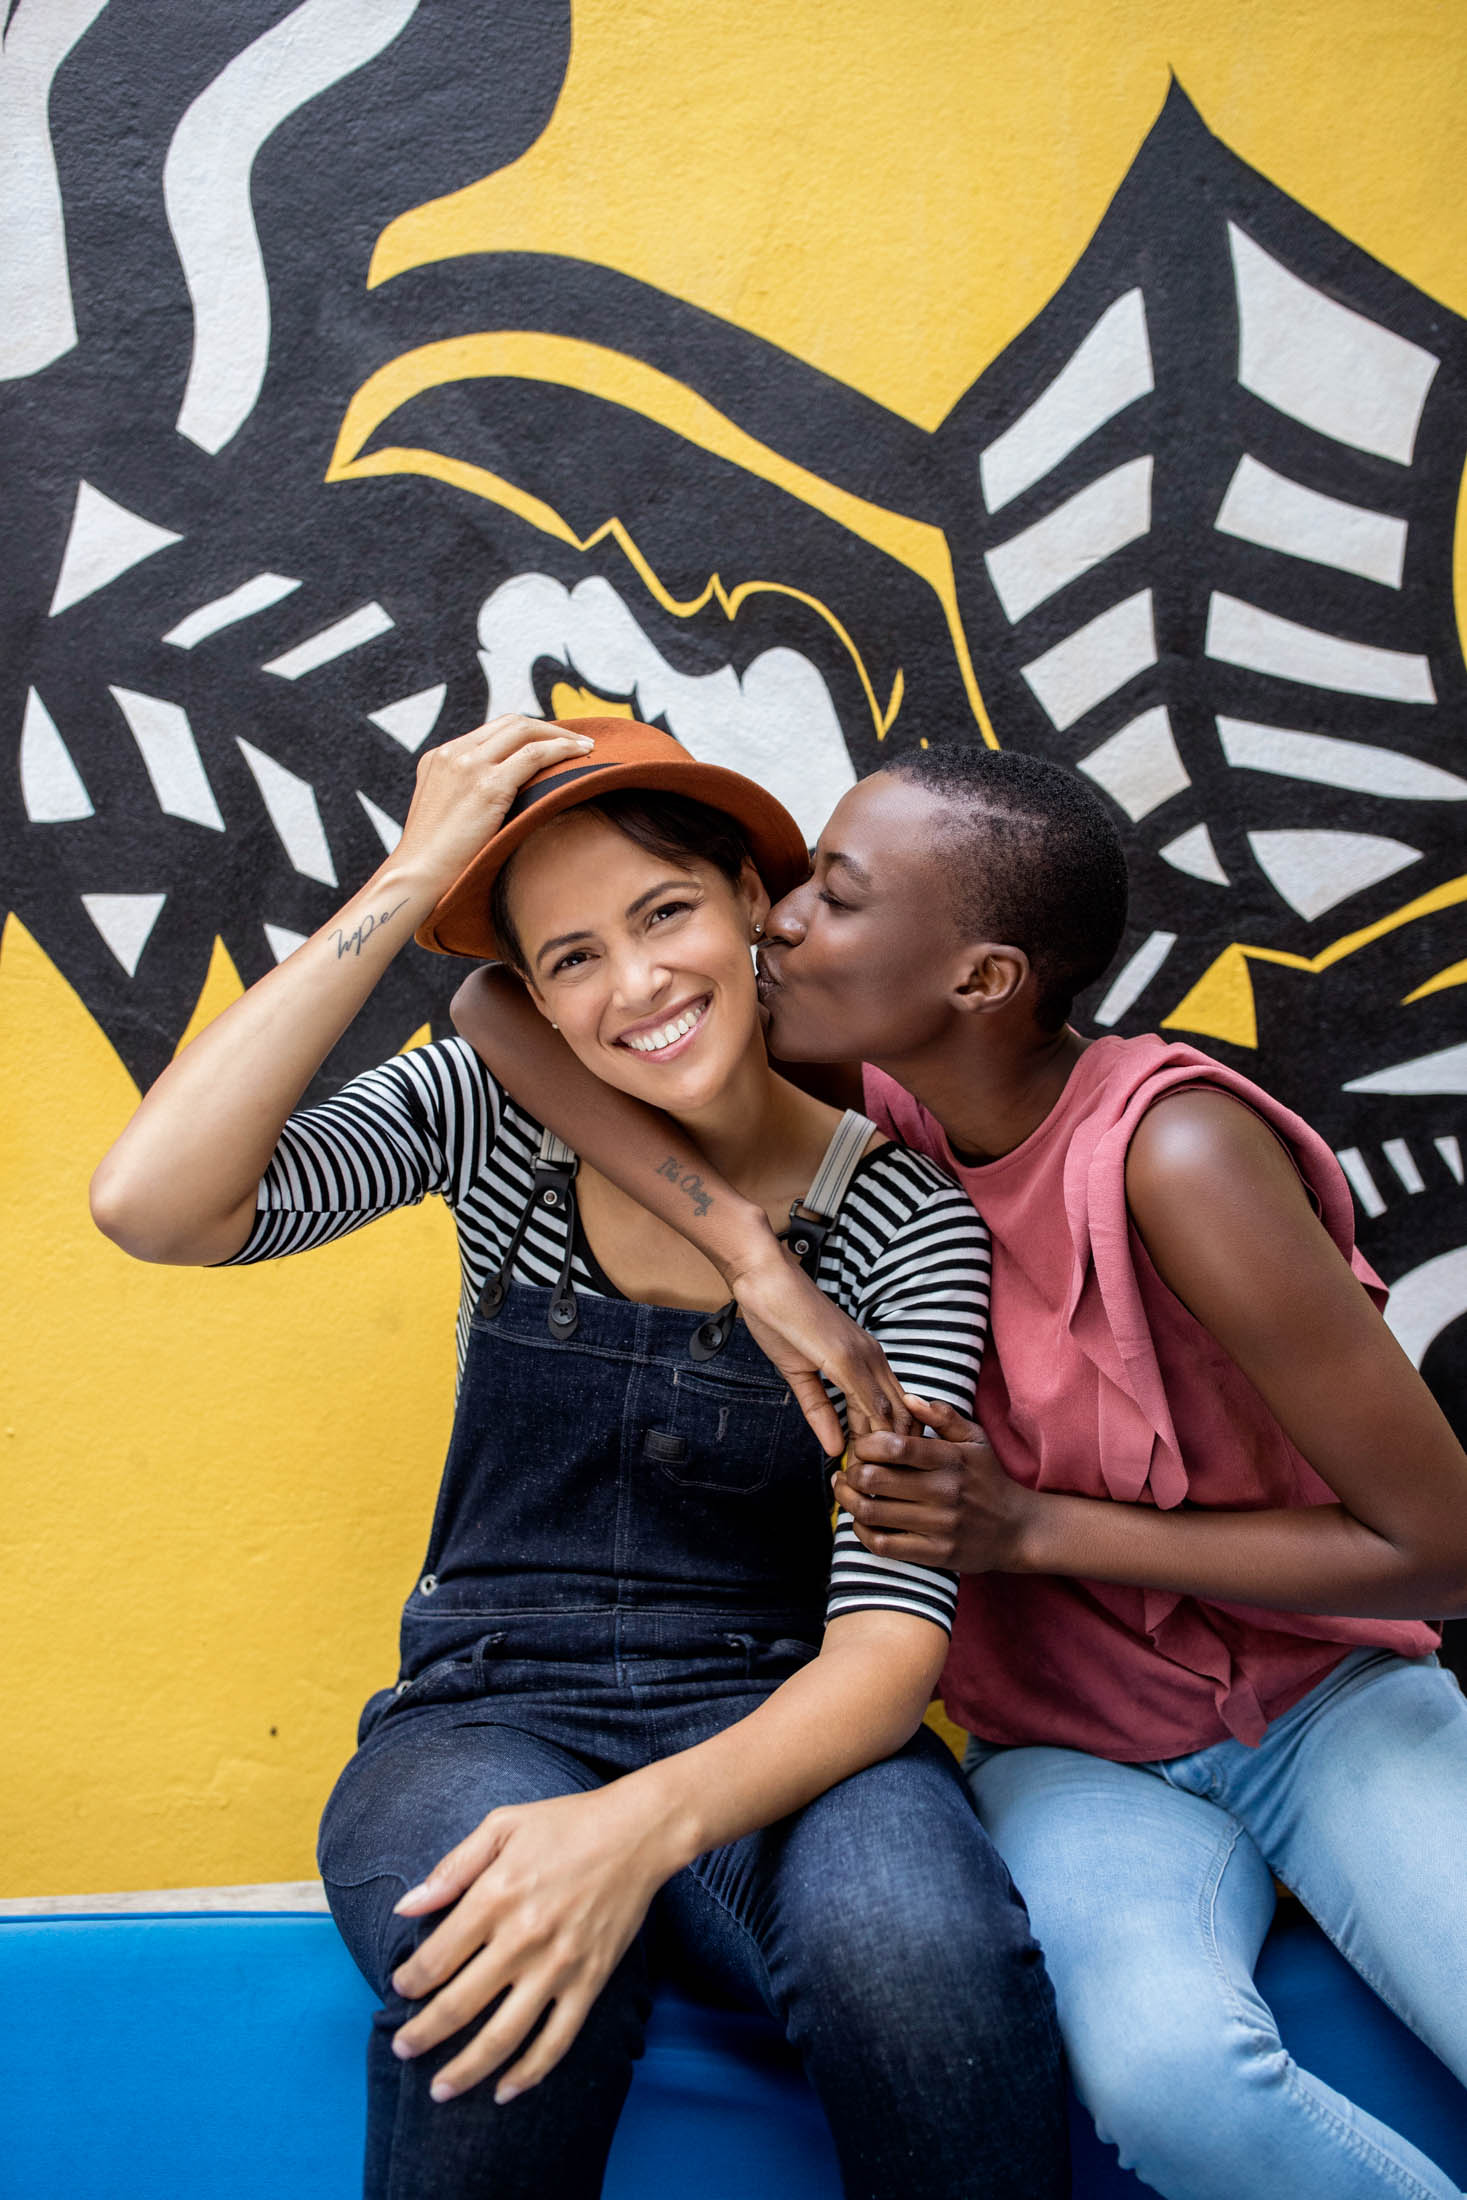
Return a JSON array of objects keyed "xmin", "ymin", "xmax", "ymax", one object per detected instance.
[
  {"xmin": 903, "ymin": 1393, "xmax": 979, "ymax": 1442},
  {"xmin": 393, "ymin": 1812, "xmax": 511, "ymax": 1915}
]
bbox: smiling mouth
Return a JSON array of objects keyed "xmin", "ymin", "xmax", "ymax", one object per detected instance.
[{"xmin": 618, "ymin": 995, "xmax": 712, "ymax": 1060}]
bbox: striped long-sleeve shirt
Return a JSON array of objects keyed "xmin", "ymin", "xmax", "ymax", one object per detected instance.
[{"xmin": 225, "ymin": 1037, "xmax": 991, "ymax": 1635}]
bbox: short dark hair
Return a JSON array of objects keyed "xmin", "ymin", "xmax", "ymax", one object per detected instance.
[
  {"xmin": 490, "ymin": 789, "xmax": 753, "ymax": 976},
  {"xmin": 889, "ymin": 747, "xmax": 1128, "ymax": 1028}
]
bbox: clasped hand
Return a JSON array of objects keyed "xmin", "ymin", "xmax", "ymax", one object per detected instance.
[
  {"xmin": 833, "ymin": 1396, "xmax": 1033, "ymax": 1573},
  {"xmin": 727, "ymin": 1243, "xmax": 915, "ymax": 1451},
  {"xmin": 389, "ymin": 1784, "xmax": 675, "ymax": 2105}
]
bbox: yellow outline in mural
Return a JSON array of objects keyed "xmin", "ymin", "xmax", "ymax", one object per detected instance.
[
  {"xmin": 1163, "ymin": 874, "xmax": 1467, "ymax": 1048},
  {"xmin": 1403, "ymin": 956, "xmax": 1467, "ymax": 1004},
  {"xmin": 326, "ymin": 331, "xmax": 995, "ymax": 747}
]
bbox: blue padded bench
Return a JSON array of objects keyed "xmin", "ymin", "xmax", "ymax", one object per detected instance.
[{"xmin": 11, "ymin": 1903, "xmax": 1467, "ymax": 2197}]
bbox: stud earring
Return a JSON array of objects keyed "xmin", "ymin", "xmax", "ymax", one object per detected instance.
[{"xmin": 752, "ymin": 922, "xmax": 764, "ymax": 939}]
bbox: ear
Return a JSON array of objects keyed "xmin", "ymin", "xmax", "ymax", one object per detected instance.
[
  {"xmin": 736, "ymin": 859, "xmax": 772, "ymax": 941},
  {"xmin": 949, "ymin": 942, "xmax": 1030, "ymax": 1015}
]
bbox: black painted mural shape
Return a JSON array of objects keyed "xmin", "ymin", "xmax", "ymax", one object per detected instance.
[{"xmin": 2, "ymin": 15, "xmax": 1464, "ymax": 1400}]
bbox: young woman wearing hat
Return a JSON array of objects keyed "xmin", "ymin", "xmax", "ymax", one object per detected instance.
[{"xmin": 90, "ymin": 715, "xmax": 1066, "ymax": 2200}]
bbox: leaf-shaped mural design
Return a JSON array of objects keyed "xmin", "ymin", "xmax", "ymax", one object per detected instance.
[{"xmin": 3, "ymin": 34, "xmax": 1464, "ymax": 1374}]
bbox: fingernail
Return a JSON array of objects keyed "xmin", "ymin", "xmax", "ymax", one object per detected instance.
[
  {"xmin": 495, "ymin": 2082, "xmax": 522, "ymax": 2106},
  {"xmin": 391, "ymin": 2030, "xmax": 415, "ymax": 2059},
  {"xmin": 571, "ymin": 735, "xmax": 595, "ymax": 746},
  {"xmin": 393, "ymin": 1884, "xmax": 429, "ymax": 1913},
  {"xmin": 430, "ymin": 2079, "xmax": 458, "ymax": 2104}
]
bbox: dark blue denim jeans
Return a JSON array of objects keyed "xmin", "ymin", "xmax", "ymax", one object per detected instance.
[{"xmin": 320, "ymin": 1626, "xmax": 1066, "ymax": 2200}]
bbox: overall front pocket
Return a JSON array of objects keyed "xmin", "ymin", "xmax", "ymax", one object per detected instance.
[{"xmin": 642, "ymin": 1365, "xmax": 794, "ymax": 1495}]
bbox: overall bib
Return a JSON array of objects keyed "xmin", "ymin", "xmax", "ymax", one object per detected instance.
[{"xmin": 318, "ymin": 1123, "xmax": 1067, "ymax": 2200}]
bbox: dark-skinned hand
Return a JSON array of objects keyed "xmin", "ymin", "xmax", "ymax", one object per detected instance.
[{"xmin": 834, "ymin": 1394, "xmax": 1032, "ymax": 1573}]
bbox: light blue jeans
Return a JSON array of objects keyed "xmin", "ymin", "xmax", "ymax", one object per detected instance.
[{"xmin": 965, "ymin": 1649, "xmax": 1467, "ymax": 2200}]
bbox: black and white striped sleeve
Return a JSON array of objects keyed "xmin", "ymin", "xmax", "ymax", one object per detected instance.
[
  {"xmin": 821, "ymin": 1149, "xmax": 991, "ymax": 1635},
  {"xmin": 221, "ymin": 1037, "xmax": 501, "ymax": 1264}
]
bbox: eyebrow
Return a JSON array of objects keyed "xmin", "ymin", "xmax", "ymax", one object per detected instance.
[
  {"xmin": 532, "ymin": 878, "xmax": 699, "ymax": 971},
  {"xmin": 825, "ymin": 850, "xmax": 874, "ymax": 889}
]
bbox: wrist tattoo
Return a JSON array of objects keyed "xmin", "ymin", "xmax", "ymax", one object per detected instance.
[
  {"xmin": 656, "ymin": 1154, "xmax": 714, "ymax": 1218},
  {"xmin": 331, "ymin": 897, "xmax": 409, "ymax": 960}
]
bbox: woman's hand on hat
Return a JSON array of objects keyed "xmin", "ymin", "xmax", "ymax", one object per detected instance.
[
  {"xmin": 390, "ymin": 715, "xmax": 594, "ymax": 899},
  {"xmin": 835, "ymin": 1396, "xmax": 1036, "ymax": 1573},
  {"xmin": 386, "ymin": 1780, "xmax": 682, "ymax": 2105}
]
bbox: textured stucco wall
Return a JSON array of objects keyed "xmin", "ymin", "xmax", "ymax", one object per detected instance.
[{"xmin": 4, "ymin": 0, "xmax": 1465, "ymax": 1894}]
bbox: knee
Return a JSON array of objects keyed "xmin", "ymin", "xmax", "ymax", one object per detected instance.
[
  {"xmin": 1074, "ymin": 2006, "xmax": 1289, "ymax": 2171},
  {"xmin": 784, "ymin": 1832, "xmax": 1053, "ymax": 2053},
  {"xmin": 325, "ymin": 1872, "xmax": 422, "ymax": 2006}
]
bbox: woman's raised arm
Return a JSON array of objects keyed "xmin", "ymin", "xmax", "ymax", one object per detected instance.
[
  {"xmin": 451, "ymin": 967, "xmax": 910, "ymax": 1445},
  {"xmin": 89, "ymin": 719, "xmax": 595, "ymax": 1266}
]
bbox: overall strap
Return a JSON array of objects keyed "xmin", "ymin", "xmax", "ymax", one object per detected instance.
[
  {"xmin": 476, "ymin": 1124, "xmax": 581, "ymax": 1338},
  {"xmin": 785, "ymin": 1108, "xmax": 878, "ymax": 1278},
  {"xmin": 688, "ymin": 1108, "xmax": 877, "ymax": 1361}
]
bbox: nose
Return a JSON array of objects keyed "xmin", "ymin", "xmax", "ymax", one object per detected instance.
[
  {"xmin": 607, "ymin": 935, "xmax": 672, "ymax": 1011},
  {"xmin": 765, "ymin": 879, "xmax": 810, "ymax": 945}
]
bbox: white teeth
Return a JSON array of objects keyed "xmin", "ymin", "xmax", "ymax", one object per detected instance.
[{"xmin": 624, "ymin": 1000, "xmax": 707, "ymax": 1054}]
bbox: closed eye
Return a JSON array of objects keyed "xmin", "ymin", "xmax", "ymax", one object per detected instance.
[{"xmin": 818, "ymin": 888, "xmax": 851, "ymax": 910}]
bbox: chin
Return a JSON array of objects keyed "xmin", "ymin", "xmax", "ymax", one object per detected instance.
[{"xmin": 763, "ymin": 1004, "xmax": 824, "ymax": 1063}]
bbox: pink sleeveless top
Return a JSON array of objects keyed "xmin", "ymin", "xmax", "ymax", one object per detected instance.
[{"xmin": 864, "ymin": 1037, "xmax": 1439, "ymax": 1759}]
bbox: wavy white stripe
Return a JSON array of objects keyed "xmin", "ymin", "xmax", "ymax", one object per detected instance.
[
  {"xmin": 1335, "ymin": 1147, "xmax": 1386, "ymax": 1218},
  {"xmin": 263, "ymin": 601, "xmax": 394, "ymax": 678},
  {"xmin": 19, "ymin": 688, "xmax": 92, "ymax": 823},
  {"xmin": 1381, "ymin": 1139, "xmax": 1425, "ymax": 1196},
  {"xmin": 1215, "ymin": 455, "xmax": 1408, "ymax": 589},
  {"xmin": 0, "ymin": 0, "xmax": 109, "ymax": 380},
  {"xmin": 1344, "ymin": 1042, "xmax": 1467, "ymax": 1097},
  {"xmin": 1020, "ymin": 590, "xmax": 1157, "ymax": 731},
  {"xmin": 1385, "ymin": 1247, "xmax": 1467, "ymax": 1370},
  {"xmin": 164, "ymin": 573, "xmax": 302, "ymax": 649},
  {"xmin": 164, "ymin": 0, "xmax": 420, "ymax": 454},
  {"xmin": 1217, "ymin": 717, "xmax": 1467, "ymax": 801},
  {"xmin": 979, "ymin": 290, "xmax": 1154, "ymax": 514},
  {"xmin": 1092, "ymin": 930, "xmax": 1176, "ymax": 1027},
  {"xmin": 1078, "ymin": 707, "xmax": 1189, "ymax": 822},
  {"xmin": 236, "ymin": 738, "xmax": 336, "ymax": 885},
  {"xmin": 1206, "ymin": 594, "xmax": 1436, "ymax": 704},
  {"xmin": 985, "ymin": 456, "xmax": 1152, "ymax": 624},
  {"xmin": 110, "ymin": 687, "xmax": 224, "ymax": 830},
  {"xmin": 1229, "ymin": 225, "xmax": 1438, "ymax": 466},
  {"xmin": 1248, "ymin": 827, "xmax": 1419, "ymax": 920}
]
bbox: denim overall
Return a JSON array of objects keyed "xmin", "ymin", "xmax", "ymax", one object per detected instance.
[{"xmin": 318, "ymin": 1119, "xmax": 1067, "ymax": 2200}]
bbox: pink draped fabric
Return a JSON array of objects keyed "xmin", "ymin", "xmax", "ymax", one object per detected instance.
[{"xmin": 865, "ymin": 1038, "xmax": 1438, "ymax": 1758}]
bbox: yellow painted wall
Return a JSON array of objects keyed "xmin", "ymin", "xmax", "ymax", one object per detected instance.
[{"xmin": 7, "ymin": 0, "xmax": 1466, "ymax": 1895}]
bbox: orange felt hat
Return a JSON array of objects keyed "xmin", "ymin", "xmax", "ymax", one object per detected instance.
[{"xmin": 416, "ymin": 718, "xmax": 812, "ymax": 959}]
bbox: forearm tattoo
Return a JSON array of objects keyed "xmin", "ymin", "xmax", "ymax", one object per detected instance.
[
  {"xmin": 655, "ymin": 1154, "xmax": 714, "ymax": 1218},
  {"xmin": 330, "ymin": 898, "xmax": 409, "ymax": 960}
]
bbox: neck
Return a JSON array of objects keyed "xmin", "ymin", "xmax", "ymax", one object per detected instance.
[
  {"xmin": 874, "ymin": 1017, "xmax": 1090, "ymax": 1163},
  {"xmin": 669, "ymin": 1037, "xmax": 815, "ymax": 1194}
]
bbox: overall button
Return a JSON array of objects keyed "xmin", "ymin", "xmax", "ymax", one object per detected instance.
[{"xmin": 418, "ymin": 1573, "xmax": 438, "ymax": 1596}]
